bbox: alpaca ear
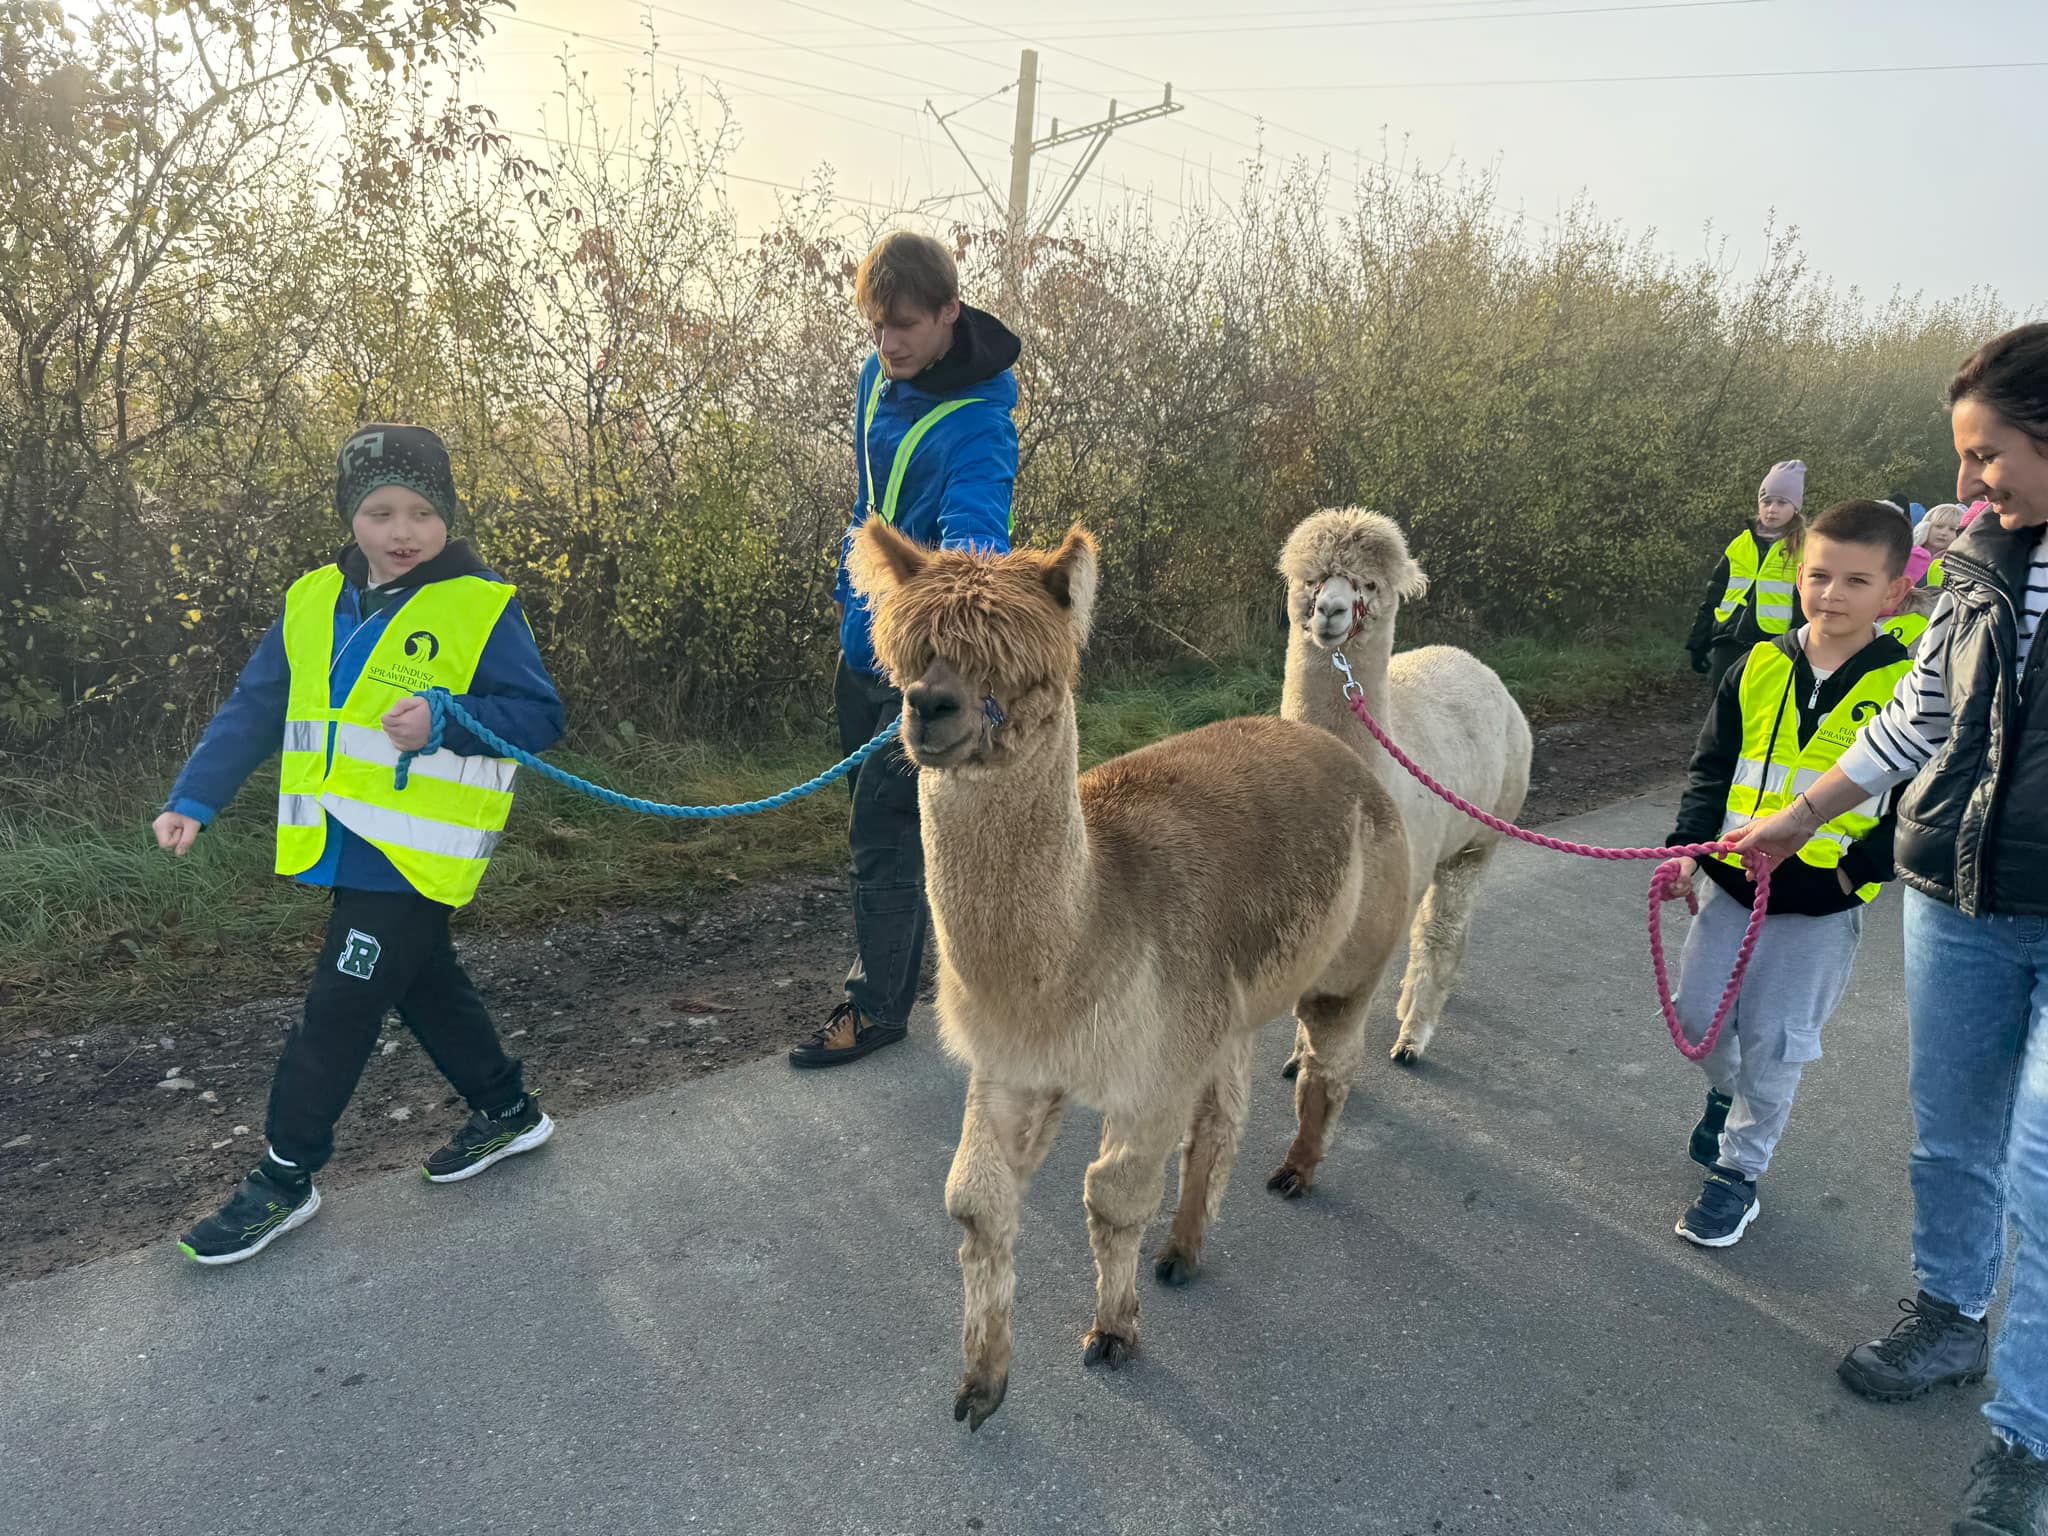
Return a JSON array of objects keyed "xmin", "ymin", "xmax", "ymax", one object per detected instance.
[
  {"xmin": 1398, "ymin": 557, "xmax": 1429, "ymax": 601},
  {"xmin": 848, "ymin": 517, "xmax": 929, "ymax": 604},
  {"xmin": 1040, "ymin": 525, "xmax": 1098, "ymax": 643}
]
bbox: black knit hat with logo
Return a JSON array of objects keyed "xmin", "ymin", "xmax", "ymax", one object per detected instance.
[{"xmin": 334, "ymin": 423, "xmax": 459, "ymax": 530}]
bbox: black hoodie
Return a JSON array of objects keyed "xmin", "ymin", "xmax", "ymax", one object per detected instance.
[
  {"xmin": 1668, "ymin": 626, "xmax": 1911, "ymax": 916},
  {"xmin": 337, "ymin": 538, "xmax": 493, "ymax": 619},
  {"xmin": 913, "ymin": 303, "xmax": 1022, "ymax": 394}
]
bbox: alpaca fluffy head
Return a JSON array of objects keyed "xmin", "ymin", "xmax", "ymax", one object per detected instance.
[
  {"xmin": 1277, "ymin": 507, "xmax": 1428, "ymax": 649},
  {"xmin": 847, "ymin": 519, "xmax": 1098, "ymax": 769}
]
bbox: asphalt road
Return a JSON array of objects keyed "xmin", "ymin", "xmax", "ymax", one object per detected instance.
[{"xmin": 0, "ymin": 788, "xmax": 1992, "ymax": 1536}]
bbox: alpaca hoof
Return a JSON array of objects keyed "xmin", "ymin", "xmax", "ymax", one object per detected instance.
[
  {"xmin": 953, "ymin": 1372, "xmax": 1008, "ymax": 1432},
  {"xmin": 1083, "ymin": 1327, "xmax": 1137, "ymax": 1369},
  {"xmin": 1153, "ymin": 1249, "xmax": 1199, "ymax": 1288},
  {"xmin": 1266, "ymin": 1163, "xmax": 1313, "ymax": 1199},
  {"xmin": 1390, "ymin": 1041, "xmax": 1422, "ymax": 1066},
  {"xmin": 1280, "ymin": 1055, "xmax": 1301, "ymax": 1081}
]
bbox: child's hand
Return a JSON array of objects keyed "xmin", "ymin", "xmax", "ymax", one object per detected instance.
[
  {"xmin": 1654, "ymin": 856, "xmax": 1698, "ymax": 905},
  {"xmin": 153, "ymin": 811, "xmax": 201, "ymax": 857},
  {"xmin": 382, "ymin": 696, "xmax": 432, "ymax": 751}
]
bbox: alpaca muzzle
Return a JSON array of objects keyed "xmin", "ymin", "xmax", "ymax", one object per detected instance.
[
  {"xmin": 902, "ymin": 672, "xmax": 1004, "ymax": 767},
  {"xmin": 1310, "ymin": 579, "xmax": 1368, "ymax": 645}
]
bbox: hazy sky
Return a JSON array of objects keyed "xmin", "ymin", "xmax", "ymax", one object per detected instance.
[{"xmin": 467, "ymin": 0, "xmax": 2045, "ymax": 309}]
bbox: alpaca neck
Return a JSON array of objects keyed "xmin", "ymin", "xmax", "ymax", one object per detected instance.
[
  {"xmin": 1284, "ymin": 610, "xmax": 1396, "ymax": 741},
  {"xmin": 920, "ymin": 698, "xmax": 1092, "ymax": 995}
]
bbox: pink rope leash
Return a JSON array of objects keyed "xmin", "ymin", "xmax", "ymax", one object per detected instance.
[{"xmin": 1330, "ymin": 652, "xmax": 1770, "ymax": 1062}]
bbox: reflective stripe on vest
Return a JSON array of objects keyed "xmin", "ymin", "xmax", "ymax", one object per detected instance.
[
  {"xmin": 1880, "ymin": 611, "xmax": 1930, "ymax": 650},
  {"xmin": 1714, "ymin": 531, "xmax": 1799, "ymax": 634},
  {"xmin": 275, "ymin": 565, "xmax": 519, "ymax": 908},
  {"xmin": 1717, "ymin": 640, "xmax": 1913, "ymax": 904},
  {"xmin": 860, "ymin": 368, "xmax": 984, "ymax": 526}
]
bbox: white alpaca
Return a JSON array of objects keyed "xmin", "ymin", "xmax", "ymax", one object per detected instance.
[{"xmin": 1278, "ymin": 508, "xmax": 1533, "ymax": 1065}]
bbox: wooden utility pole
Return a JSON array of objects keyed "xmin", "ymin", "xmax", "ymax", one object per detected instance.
[
  {"xmin": 926, "ymin": 47, "xmax": 1183, "ymax": 308},
  {"xmin": 1005, "ymin": 49, "xmax": 1040, "ymax": 265}
]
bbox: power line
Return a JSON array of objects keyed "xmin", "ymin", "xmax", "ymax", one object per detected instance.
[
  {"xmin": 958, "ymin": 0, "xmax": 1767, "ymax": 44},
  {"xmin": 609, "ymin": 0, "xmax": 1764, "ymax": 53},
  {"xmin": 628, "ymin": 0, "xmax": 1010, "ymax": 100},
  {"xmin": 591, "ymin": 0, "xmax": 1697, "ymax": 55},
  {"xmin": 498, "ymin": 13, "xmax": 1017, "ymax": 153},
  {"xmin": 752, "ymin": 0, "xmax": 1022, "ymax": 74},
  {"xmin": 499, "ymin": 124, "xmax": 952, "ymax": 214},
  {"xmin": 898, "ymin": 0, "xmax": 1355, "ymax": 164},
  {"xmin": 739, "ymin": 0, "xmax": 1207, "ymax": 227},
  {"xmin": 897, "ymin": 0, "xmax": 1560, "ymax": 235},
  {"xmin": 1183, "ymin": 57, "xmax": 2048, "ymax": 91}
]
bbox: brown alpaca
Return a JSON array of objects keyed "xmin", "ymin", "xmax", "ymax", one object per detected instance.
[{"xmin": 848, "ymin": 519, "xmax": 1410, "ymax": 1433}]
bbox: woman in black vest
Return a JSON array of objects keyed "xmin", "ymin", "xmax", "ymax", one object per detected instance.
[{"xmin": 1733, "ymin": 324, "xmax": 2048, "ymax": 1535}]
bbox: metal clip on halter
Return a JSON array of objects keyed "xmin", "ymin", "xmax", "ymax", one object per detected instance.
[{"xmin": 1332, "ymin": 652, "xmax": 1365, "ymax": 701}]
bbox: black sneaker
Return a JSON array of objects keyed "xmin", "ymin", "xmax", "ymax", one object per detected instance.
[
  {"xmin": 422, "ymin": 1092, "xmax": 554, "ymax": 1184},
  {"xmin": 178, "ymin": 1161, "xmax": 321, "ymax": 1266},
  {"xmin": 1840, "ymin": 1291, "xmax": 1990, "ymax": 1402},
  {"xmin": 1675, "ymin": 1166, "xmax": 1760, "ymax": 1248},
  {"xmin": 1689, "ymin": 1088, "xmax": 1735, "ymax": 1168},
  {"xmin": 1955, "ymin": 1438, "xmax": 2048, "ymax": 1536},
  {"xmin": 788, "ymin": 1001, "xmax": 907, "ymax": 1069}
]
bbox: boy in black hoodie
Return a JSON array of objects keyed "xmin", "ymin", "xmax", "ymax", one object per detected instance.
[{"xmin": 1660, "ymin": 500, "xmax": 1915, "ymax": 1249}]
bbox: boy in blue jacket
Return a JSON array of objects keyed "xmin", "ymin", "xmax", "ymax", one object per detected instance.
[
  {"xmin": 789, "ymin": 232, "xmax": 1020, "ymax": 1068},
  {"xmin": 155, "ymin": 425, "xmax": 565, "ymax": 1263}
]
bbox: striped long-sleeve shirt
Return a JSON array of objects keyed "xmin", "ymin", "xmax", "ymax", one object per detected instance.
[{"xmin": 1836, "ymin": 538, "xmax": 2048, "ymax": 795}]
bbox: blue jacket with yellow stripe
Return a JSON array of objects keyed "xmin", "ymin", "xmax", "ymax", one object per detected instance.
[
  {"xmin": 165, "ymin": 540, "xmax": 564, "ymax": 894},
  {"xmin": 832, "ymin": 304, "xmax": 1021, "ymax": 678}
]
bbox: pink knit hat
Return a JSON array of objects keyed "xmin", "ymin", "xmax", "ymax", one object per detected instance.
[{"xmin": 1758, "ymin": 460, "xmax": 1806, "ymax": 509}]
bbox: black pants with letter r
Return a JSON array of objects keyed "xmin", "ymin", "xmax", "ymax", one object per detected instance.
[
  {"xmin": 265, "ymin": 887, "xmax": 525, "ymax": 1172},
  {"xmin": 835, "ymin": 657, "xmax": 930, "ymax": 1028}
]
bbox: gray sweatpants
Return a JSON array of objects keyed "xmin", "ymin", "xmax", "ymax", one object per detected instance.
[{"xmin": 1672, "ymin": 880, "xmax": 1864, "ymax": 1178}]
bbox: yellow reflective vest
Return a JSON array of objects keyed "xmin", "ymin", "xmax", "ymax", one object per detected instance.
[
  {"xmin": 1718, "ymin": 640, "xmax": 1913, "ymax": 904},
  {"xmin": 1713, "ymin": 531, "xmax": 1798, "ymax": 636},
  {"xmin": 276, "ymin": 566, "xmax": 519, "ymax": 908},
  {"xmin": 1880, "ymin": 610, "xmax": 1930, "ymax": 650}
]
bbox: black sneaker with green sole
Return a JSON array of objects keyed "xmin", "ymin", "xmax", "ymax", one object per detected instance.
[
  {"xmin": 423, "ymin": 1093, "xmax": 554, "ymax": 1183},
  {"xmin": 178, "ymin": 1162, "xmax": 321, "ymax": 1266}
]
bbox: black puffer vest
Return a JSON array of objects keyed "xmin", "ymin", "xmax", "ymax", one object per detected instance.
[{"xmin": 1894, "ymin": 516, "xmax": 2048, "ymax": 916}]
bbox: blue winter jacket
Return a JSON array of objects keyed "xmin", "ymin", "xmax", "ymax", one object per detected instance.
[
  {"xmin": 165, "ymin": 539, "xmax": 565, "ymax": 895},
  {"xmin": 832, "ymin": 304, "xmax": 1021, "ymax": 678}
]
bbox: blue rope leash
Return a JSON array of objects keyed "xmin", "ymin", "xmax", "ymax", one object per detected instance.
[{"xmin": 391, "ymin": 686, "xmax": 900, "ymax": 818}]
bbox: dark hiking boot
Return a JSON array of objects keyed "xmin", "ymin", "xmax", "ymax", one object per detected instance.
[
  {"xmin": 1839, "ymin": 1291, "xmax": 1990, "ymax": 1402},
  {"xmin": 1689, "ymin": 1088, "xmax": 1735, "ymax": 1168},
  {"xmin": 178, "ymin": 1158, "xmax": 320, "ymax": 1265},
  {"xmin": 1955, "ymin": 1438, "xmax": 2048, "ymax": 1535},
  {"xmin": 423, "ymin": 1092, "xmax": 554, "ymax": 1183},
  {"xmin": 788, "ymin": 1001, "xmax": 907, "ymax": 1069}
]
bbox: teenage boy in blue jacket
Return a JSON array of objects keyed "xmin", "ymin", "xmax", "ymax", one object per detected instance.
[{"xmin": 789, "ymin": 233, "xmax": 1020, "ymax": 1068}]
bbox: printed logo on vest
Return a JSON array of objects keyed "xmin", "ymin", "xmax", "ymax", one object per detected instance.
[
  {"xmin": 404, "ymin": 630, "xmax": 440, "ymax": 662},
  {"xmin": 336, "ymin": 929, "xmax": 382, "ymax": 981},
  {"xmin": 1851, "ymin": 699, "xmax": 1881, "ymax": 723}
]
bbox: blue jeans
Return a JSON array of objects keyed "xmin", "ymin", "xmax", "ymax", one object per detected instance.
[{"xmin": 1904, "ymin": 886, "xmax": 2048, "ymax": 1457}]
